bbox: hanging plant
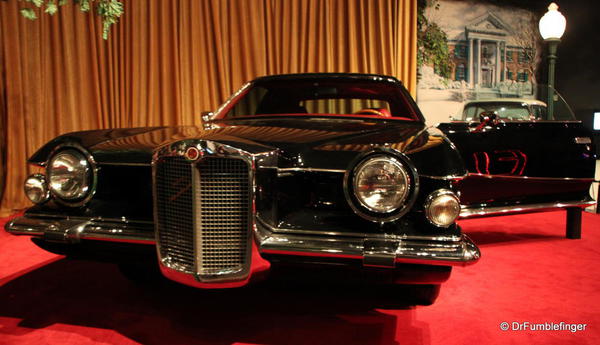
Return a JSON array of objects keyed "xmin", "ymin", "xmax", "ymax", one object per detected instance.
[{"xmin": 16, "ymin": 0, "xmax": 124, "ymax": 39}]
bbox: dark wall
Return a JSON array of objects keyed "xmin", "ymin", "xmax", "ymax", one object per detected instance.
[
  {"xmin": 486, "ymin": 0, "xmax": 600, "ymax": 121},
  {"xmin": 529, "ymin": 1, "xmax": 600, "ymax": 127},
  {"xmin": 548, "ymin": 0, "xmax": 600, "ymax": 152},
  {"xmin": 550, "ymin": 0, "xmax": 600, "ymax": 146},
  {"xmin": 551, "ymin": 1, "xmax": 600, "ymax": 111}
]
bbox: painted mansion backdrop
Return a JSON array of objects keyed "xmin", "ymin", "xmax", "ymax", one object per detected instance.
[{"xmin": 417, "ymin": 0, "xmax": 542, "ymax": 124}]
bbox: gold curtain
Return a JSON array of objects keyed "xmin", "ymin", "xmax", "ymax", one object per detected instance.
[{"xmin": 0, "ymin": 0, "xmax": 417, "ymax": 216}]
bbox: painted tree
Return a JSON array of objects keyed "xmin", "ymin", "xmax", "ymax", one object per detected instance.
[
  {"xmin": 417, "ymin": 0, "xmax": 452, "ymax": 79},
  {"xmin": 512, "ymin": 15, "xmax": 542, "ymax": 85}
]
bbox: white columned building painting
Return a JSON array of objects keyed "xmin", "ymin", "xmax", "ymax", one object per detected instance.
[
  {"xmin": 463, "ymin": 12, "xmax": 510, "ymax": 88},
  {"xmin": 417, "ymin": 0, "xmax": 541, "ymax": 124}
]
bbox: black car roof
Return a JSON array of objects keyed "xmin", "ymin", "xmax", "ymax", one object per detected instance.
[{"xmin": 253, "ymin": 73, "xmax": 403, "ymax": 85}]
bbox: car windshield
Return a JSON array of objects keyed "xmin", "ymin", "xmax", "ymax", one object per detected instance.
[
  {"xmin": 462, "ymin": 102, "xmax": 537, "ymax": 121},
  {"xmin": 219, "ymin": 77, "xmax": 420, "ymax": 121},
  {"xmin": 451, "ymin": 85, "xmax": 575, "ymax": 122}
]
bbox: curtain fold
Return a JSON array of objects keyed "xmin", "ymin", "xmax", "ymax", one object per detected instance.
[{"xmin": 0, "ymin": 0, "xmax": 416, "ymax": 216}]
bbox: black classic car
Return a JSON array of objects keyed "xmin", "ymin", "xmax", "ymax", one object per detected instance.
[
  {"xmin": 459, "ymin": 98, "xmax": 548, "ymax": 122},
  {"xmin": 6, "ymin": 74, "xmax": 596, "ymax": 305}
]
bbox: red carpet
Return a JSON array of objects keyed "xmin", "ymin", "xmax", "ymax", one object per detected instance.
[{"xmin": 1, "ymin": 211, "xmax": 599, "ymax": 345}]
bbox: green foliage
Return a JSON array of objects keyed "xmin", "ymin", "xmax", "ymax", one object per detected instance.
[
  {"xmin": 20, "ymin": 7, "xmax": 37, "ymax": 19},
  {"xmin": 77, "ymin": 0, "xmax": 90, "ymax": 12},
  {"xmin": 26, "ymin": 0, "xmax": 44, "ymax": 7},
  {"xmin": 417, "ymin": 0, "xmax": 453, "ymax": 79},
  {"xmin": 96, "ymin": 0, "xmax": 123, "ymax": 39},
  {"xmin": 17, "ymin": 0, "xmax": 124, "ymax": 39},
  {"xmin": 45, "ymin": 0, "xmax": 57, "ymax": 15}
]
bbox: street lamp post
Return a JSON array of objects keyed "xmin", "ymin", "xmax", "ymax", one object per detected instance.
[{"xmin": 539, "ymin": 3, "xmax": 566, "ymax": 120}]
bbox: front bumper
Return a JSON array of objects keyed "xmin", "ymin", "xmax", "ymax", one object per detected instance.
[
  {"xmin": 6, "ymin": 215, "xmax": 155, "ymax": 244},
  {"xmin": 5, "ymin": 214, "xmax": 480, "ymax": 285},
  {"xmin": 255, "ymin": 220, "xmax": 479, "ymax": 268}
]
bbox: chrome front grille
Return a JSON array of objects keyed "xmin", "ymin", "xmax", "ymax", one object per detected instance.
[
  {"xmin": 155, "ymin": 156, "xmax": 195, "ymax": 272},
  {"xmin": 195, "ymin": 157, "xmax": 250, "ymax": 275},
  {"xmin": 155, "ymin": 150, "xmax": 252, "ymax": 279}
]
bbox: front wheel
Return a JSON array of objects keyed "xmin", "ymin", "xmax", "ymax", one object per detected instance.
[
  {"xmin": 118, "ymin": 261, "xmax": 164, "ymax": 285},
  {"xmin": 372, "ymin": 284, "xmax": 441, "ymax": 307}
]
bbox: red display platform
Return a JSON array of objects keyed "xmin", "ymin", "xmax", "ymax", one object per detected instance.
[{"xmin": 1, "ymin": 211, "xmax": 599, "ymax": 345}]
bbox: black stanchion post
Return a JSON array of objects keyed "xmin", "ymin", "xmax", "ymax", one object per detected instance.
[{"xmin": 566, "ymin": 207, "xmax": 582, "ymax": 239}]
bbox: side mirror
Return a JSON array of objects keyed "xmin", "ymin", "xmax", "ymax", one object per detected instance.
[{"xmin": 201, "ymin": 111, "xmax": 213, "ymax": 122}]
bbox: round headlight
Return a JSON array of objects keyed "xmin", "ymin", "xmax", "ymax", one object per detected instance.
[
  {"xmin": 24, "ymin": 174, "xmax": 50, "ymax": 204},
  {"xmin": 47, "ymin": 149, "xmax": 92, "ymax": 201},
  {"xmin": 352, "ymin": 155, "xmax": 411, "ymax": 213},
  {"xmin": 425, "ymin": 189, "xmax": 461, "ymax": 227}
]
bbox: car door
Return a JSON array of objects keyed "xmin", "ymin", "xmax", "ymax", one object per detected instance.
[{"xmin": 437, "ymin": 98, "xmax": 596, "ymax": 211}]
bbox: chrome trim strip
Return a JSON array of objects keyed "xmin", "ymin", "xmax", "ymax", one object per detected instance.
[
  {"xmin": 255, "ymin": 221, "xmax": 480, "ymax": 267},
  {"xmin": 466, "ymin": 173, "xmax": 595, "ymax": 182},
  {"xmin": 5, "ymin": 216, "xmax": 155, "ymax": 244},
  {"xmin": 98, "ymin": 162, "xmax": 152, "ymax": 167},
  {"xmin": 267, "ymin": 164, "xmax": 470, "ymax": 180},
  {"xmin": 213, "ymin": 82, "xmax": 251, "ymax": 118},
  {"xmin": 264, "ymin": 169, "xmax": 469, "ymax": 179},
  {"xmin": 420, "ymin": 174, "xmax": 468, "ymax": 181},
  {"xmin": 11, "ymin": 212, "xmax": 154, "ymax": 225},
  {"xmin": 256, "ymin": 215, "xmax": 461, "ymax": 242},
  {"xmin": 459, "ymin": 199, "xmax": 596, "ymax": 219},
  {"xmin": 15, "ymin": 213, "xmax": 154, "ymax": 225},
  {"xmin": 272, "ymin": 167, "xmax": 346, "ymax": 173},
  {"xmin": 92, "ymin": 217, "xmax": 154, "ymax": 224},
  {"xmin": 448, "ymin": 120, "xmax": 583, "ymax": 124}
]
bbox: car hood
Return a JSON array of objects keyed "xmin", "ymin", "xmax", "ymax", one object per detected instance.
[{"xmin": 29, "ymin": 117, "xmax": 465, "ymax": 175}]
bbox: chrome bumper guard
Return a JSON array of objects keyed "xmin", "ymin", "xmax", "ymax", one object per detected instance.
[{"xmin": 5, "ymin": 215, "xmax": 155, "ymax": 244}]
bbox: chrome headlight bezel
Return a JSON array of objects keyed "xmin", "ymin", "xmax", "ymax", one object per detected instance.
[
  {"xmin": 46, "ymin": 145, "xmax": 97, "ymax": 207},
  {"xmin": 24, "ymin": 173, "xmax": 50, "ymax": 204},
  {"xmin": 344, "ymin": 151, "xmax": 419, "ymax": 223},
  {"xmin": 424, "ymin": 189, "xmax": 461, "ymax": 228}
]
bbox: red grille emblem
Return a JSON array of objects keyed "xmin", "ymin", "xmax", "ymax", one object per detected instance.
[{"xmin": 184, "ymin": 147, "xmax": 200, "ymax": 161}]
